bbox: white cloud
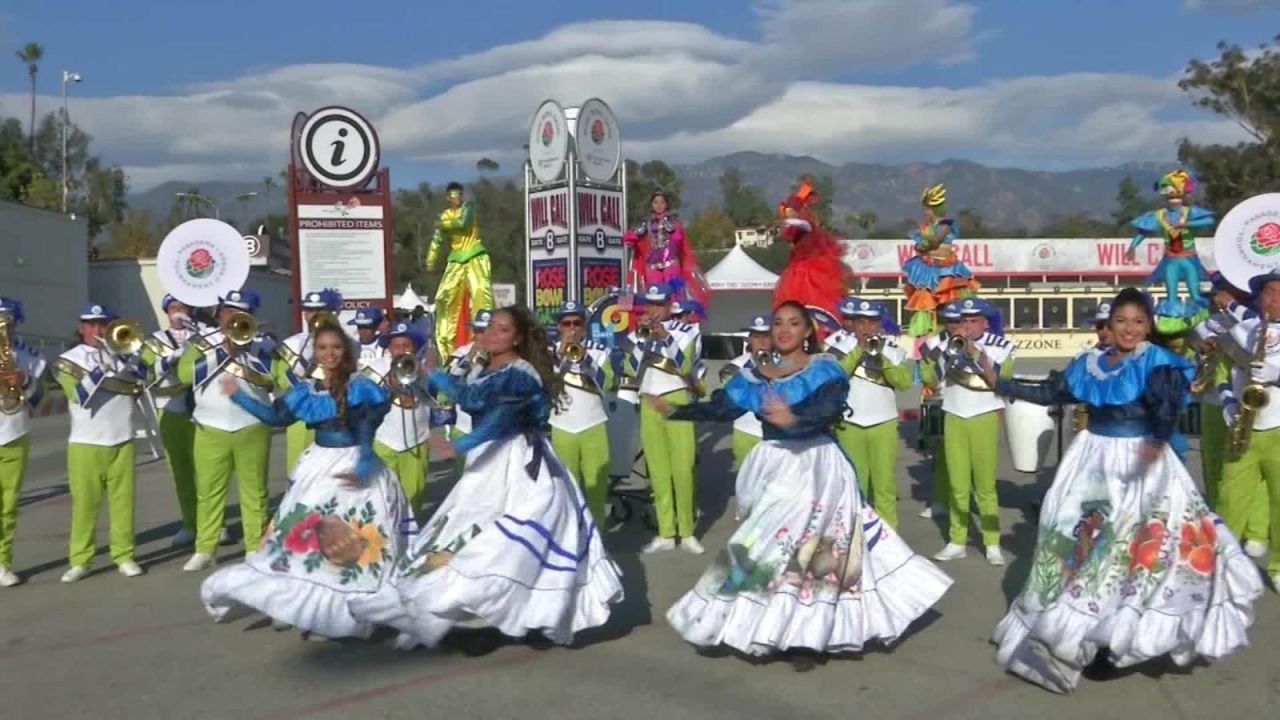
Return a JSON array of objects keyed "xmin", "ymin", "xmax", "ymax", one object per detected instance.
[
  {"xmin": 1, "ymin": 0, "xmax": 1245, "ymax": 190},
  {"xmin": 1183, "ymin": 0, "xmax": 1280, "ymax": 13}
]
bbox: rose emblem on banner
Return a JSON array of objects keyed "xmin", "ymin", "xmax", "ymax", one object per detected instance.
[
  {"xmin": 185, "ymin": 247, "xmax": 215, "ymax": 279},
  {"xmin": 1250, "ymin": 221, "xmax": 1280, "ymax": 257},
  {"xmin": 591, "ymin": 118, "xmax": 605, "ymax": 145},
  {"xmin": 541, "ymin": 120, "xmax": 554, "ymax": 146},
  {"xmin": 1034, "ymin": 243, "xmax": 1055, "ymax": 262}
]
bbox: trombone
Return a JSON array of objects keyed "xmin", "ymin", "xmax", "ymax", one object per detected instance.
[
  {"xmin": 221, "ymin": 311, "xmax": 258, "ymax": 347},
  {"xmin": 390, "ymin": 352, "xmax": 421, "ymax": 386},
  {"xmin": 0, "ymin": 313, "xmax": 25, "ymax": 414},
  {"xmin": 102, "ymin": 319, "xmax": 144, "ymax": 357},
  {"xmin": 307, "ymin": 311, "xmax": 338, "ymax": 335}
]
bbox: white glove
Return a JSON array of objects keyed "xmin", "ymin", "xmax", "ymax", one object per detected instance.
[
  {"xmin": 1249, "ymin": 361, "xmax": 1279, "ymax": 385},
  {"xmin": 1223, "ymin": 402, "xmax": 1240, "ymax": 428}
]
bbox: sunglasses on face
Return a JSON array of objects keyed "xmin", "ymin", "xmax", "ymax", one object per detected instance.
[{"xmin": 559, "ymin": 319, "xmax": 584, "ymax": 328}]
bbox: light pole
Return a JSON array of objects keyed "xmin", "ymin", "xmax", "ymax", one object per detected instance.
[
  {"xmin": 175, "ymin": 192, "xmax": 220, "ymax": 219},
  {"xmin": 61, "ymin": 70, "xmax": 82, "ymax": 214}
]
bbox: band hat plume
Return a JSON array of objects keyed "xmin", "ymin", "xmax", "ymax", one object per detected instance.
[{"xmin": 301, "ymin": 288, "xmax": 343, "ymax": 312}]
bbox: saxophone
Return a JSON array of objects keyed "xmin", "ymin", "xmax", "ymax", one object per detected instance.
[
  {"xmin": 1230, "ymin": 315, "xmax": 1272, "ymax": 456},
  {"xmin": 0, "ymin": 313, "xmax": 24, "ymax": 414}
]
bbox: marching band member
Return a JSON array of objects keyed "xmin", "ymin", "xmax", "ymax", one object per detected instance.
[
  {"xmin": 653, "ymin": 301, "xmax": 952, "ymax": 660},
  {"xmin": 428, "ymin": 182, "xmax": 494, "ymax": 357},
  {"xmin": 724, "ymin": 315, "xmax": 770, "ymax": 470},
  {"xmin": 274, "ymin": 289, "xmax": 343, "ymax": 476},
  {"xmin": 1217, "ymin": 272, "xmax": 1280, "ymax": 586},
  {"xmin": 54, "ymin": 303, "xmax": 145, "ymax": 582},
  {"xmin": 349, "ymin": 305, "xmax": 622, "ymax": 650},
  {"xmin": 349, "ymin": 307, "xmax": 386, "ymax": 370},
  {"xmin": 141, "ymin": 294, "xmax": 200, "ymax": 547},
  {"xmin": 178, "ymin": 289, "xmax": 276, "ymax": 572},
  {"xmin": 986, "ymin": 288, "xmax": 1261, "ymax": 693},
  {"xmin": 1090, "ymin": 302, "xmax": 1114, "ymax": 350},
  {"xmin": 440, "ymin": 309, "xmax": 493, "ymax": 471},
  {"xmin": 917, "ymin": 301, "xmax": 964, "ymax": 519},
  {"xmin": 366, "ymin": 322, "xmax": 434, "ymax": 519},
  {"xmin": 920, "ymin": 297, "xmax": 1015, "ymax": 565},
  {"xmin": 829, "ymin": 298, "xmax": 912, "ymax": 529},
  {"xmin": 549, "ymin": 301, "xmax": 615, "ymax": 525},
  {"xmin": 1189, "ymin": 274, "xmax": 1266, "ymax": 557},
  {"xmin": 202, "ymin": 318, "xmax": 408, "ymax": 641},
  {"xmin": 626, "ymin": 284, "xmax": 704, "ymax": 555},
  {"xmin": 0, "ymin": 297, "xmax": 46, "ymax": 587}
]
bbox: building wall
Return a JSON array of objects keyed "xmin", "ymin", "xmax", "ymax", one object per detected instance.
[
  {"xmin": 734, "ymin": 228, "xmax": 773, "ymax": 248},
  {"xmin": 0, "ymin": 202, "xmax": 89, "ymax": 347},
  {"xmin": 88, "ymin": 259, "xmax": 294, "ymax": 336}
]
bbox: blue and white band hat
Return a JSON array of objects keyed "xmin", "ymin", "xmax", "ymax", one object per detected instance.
[
  {"xmin": 642, "ymin": 283, "xmax": 672, "ymax": 304},
  {"xmin": 838, "ymin": 297, "xmax": 883, "ymax": 318},
  {"xmin": 0, "ymin": 296, "xmax": 23, "ymax": 323},
  {"xmin": 161, "ymin": 294, "xmax": 182, "ymax": 312},
  {"xmin": 471, "ymin": 309, "xmax": 493, "ymax": 329},
  {"xmin": 301, "ymin": 288, "xmax": 342, "ymax": 312},
  {"xmin": 558, "ymin": 301, "xmax": 586, "ymax": 319},
  {"xmin": 219, "ymin": 288, "xmax": 260, "ymax": 312},
  {"xmin": 743, "ymin": 314, "xmax": 770, "ymax": 333},
  {"xmin": 381, "ymin": 321, "xmax": 426, "ymax": 350},
  {"xmin": 670, "ymin": 300, "xmax": 687, "ymax": 315},
  {"xmin": 79, "ymin": 302, "xmax": 113, "ymax": 321},
  {"xmin": 938, "ymin": 301, "xmax": 963, "ymax": 321},
  {"xmin": 1093, "ymin": 302, "xmax": 1113, "ymax": 324},
  {"xmin": 347, "ymin": 307, "xmax": 384, "ymax": 328}
]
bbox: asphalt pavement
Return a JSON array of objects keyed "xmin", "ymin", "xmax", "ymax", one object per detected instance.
[{"xmin": 1, "ymin": 377, "xmax": 1277, "ymax": 719}]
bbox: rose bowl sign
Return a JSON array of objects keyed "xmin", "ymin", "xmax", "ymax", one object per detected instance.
[
  {"xmin": 156, "ymin": 218, "xmax": 251, "ymax": 307},
  {"xmin": 528, "ymin": 99, "xmax": 569, "ymax": 185},
  {"xmin": 1211, "ymin": 193, "xmax": 1280, "ymax": 291}
]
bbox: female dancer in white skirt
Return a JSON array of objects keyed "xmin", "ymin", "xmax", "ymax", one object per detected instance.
[
  {"xmin": 648, "ymin": 301, "xmax": 952, "ymax": 658},
  {"xmin": 201, "ymin": 319, "xmax": 409, "ymax": 641},
  {"xmin": 349, "ymin": 305, "xmax": 623, "ymax": 649},
  {"xmin": 981, "ymin": 288, "xmax": 1262, "ymax": 693}
]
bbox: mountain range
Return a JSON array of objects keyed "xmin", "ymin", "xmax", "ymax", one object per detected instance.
[{"xmin": 126, "ymin": 154, "xmax": 1169, "ymax": 233}]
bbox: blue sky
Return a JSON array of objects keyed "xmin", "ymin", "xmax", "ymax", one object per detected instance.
[{"xmin": 1, "ymin": 0, "xmax": 1276, "ymax": 190}]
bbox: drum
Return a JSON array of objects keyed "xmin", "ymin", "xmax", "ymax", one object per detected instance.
[{"xmin": 1004, "ymin": 375, "xmax": 1056, "ymax": 474}]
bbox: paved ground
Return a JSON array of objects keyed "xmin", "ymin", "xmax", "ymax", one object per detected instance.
[{"xmin": 2, "ymin": 382, "xmax": 1279, "ymax": 719}]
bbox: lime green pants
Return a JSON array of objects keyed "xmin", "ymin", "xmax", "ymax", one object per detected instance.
[
  {"xmin": 1219, "ymin": 426, "xmax": 1280, "ymax": 572},
  {"xmin": 194, "ymin": 424, "xmax": 272, "ymax": 555},
  {"xmin": 640, "ymin": 389, "xmax": 696, "ymax": 539},
  {"xmin": 731, "ymin": 429, "xmax": 761, "ymax": 472},
  {"xmin": 285, "ymin": 422, "xmax": 313, "ymax": 476},
  {"xmin": 374, "ymin": 441, "xmax": 428, "ymax": 519},
  {"xmin": 552, "ymin": 424, "xmax": 610, "ymax": 526},
  {"xmin": 0, "ymin": 436, "xmax": 30, "ymax": 567},
  {"xmin": 944, "ymin": 412, "xmax": 1000, "ymax": 546},
  {"xmin": 450, "ymin": 427, "xmax": 468, "ymax": 475},
  {"xmin": 67, "ymin": 441, "xmax": 136, "ymax": 567},
  {"xmin": 836, "ymin": 420, "xmax": 900, "ymax": 529},
  {"xmin": 1203, "ymin": 407, "xmax": 1268, "ymax": 542},
  {"xmin": 159, "ymin": 410, "xmax": 197, "ymax": 533}
]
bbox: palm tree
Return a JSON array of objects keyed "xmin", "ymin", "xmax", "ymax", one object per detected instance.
[{"xmin": 15, "ymin": 42, "xmax": 43, "ymax": 156}]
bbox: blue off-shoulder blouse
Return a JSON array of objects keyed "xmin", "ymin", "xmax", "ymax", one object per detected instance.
[
  {"xmin": 232, "ymin": 376, "xmax": 390, "ymax": 478},
  {"xmin": 668, "ymin": 355, "xmax": 849, "ymax": 441},
  {"xmin": 428, "ymin": 360, "xmax": 551, "ymax": 454},
  {"xmin": 994, "ymin": 343, "xmax": 1194, "ymax": 445}
]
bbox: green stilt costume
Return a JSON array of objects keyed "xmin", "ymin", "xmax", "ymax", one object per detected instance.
[
  {"xmin": 0, "ymin": 436, "xmax": 30, "ymax": 568},
  {"xmin": 552, "ymin": 424, "xmax": 610, "ymax": 525}
]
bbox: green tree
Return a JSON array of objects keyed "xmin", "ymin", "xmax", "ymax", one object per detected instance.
[
  {"xmin": 1111, "ymin": 176, "xmax": 1151, "ymax": 229},
  {"xmin": 686, "ymin": 206, "xmax": 736, "ymax": 252},
  {"xmin": 79, "ymin": 158, "xmax": 128, "ymax": 237},
  {"xmin": 955, "ymin": 208, "xmax": 987, "ymax": 237},
  {"xmin": 15, "ymin": 42, "xmax": 42, "ymax": 156},
  {"xmin": 811, "ymin": 175, "xmax": 835, "ymax": 228},
  {"xmin": 476, "ymin": 157, "xmax": 500, "ymax": 173},
  {"xmin": 1177, "ymin": 35, "xmax": 1280, "ymax": 213},
  {"xmin": 720, "ymin": 167, "xmax": 772, "ymax": 227},
  {"xmin": 108, "ymin": 209, "xmax": 159, "ymax": 257},
  {"xmin": 625, "ymin": 159, "xmax": 682, "ymax": 224}
]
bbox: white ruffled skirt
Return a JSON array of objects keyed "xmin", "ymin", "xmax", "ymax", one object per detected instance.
[
  {"xmin": 348, "ymin": 432, "xmax": 623, "ymax": 649},
  {"xmin": 201, "ymin": 445, "xmax": 409, "ymax": 639},
  {"xmin": 993, "ymin": 431, "xmax": 1263, "ymax": 693},
  {"xmin": 667, "ymin": 437, "xmax": 953, "ymax": 656}
]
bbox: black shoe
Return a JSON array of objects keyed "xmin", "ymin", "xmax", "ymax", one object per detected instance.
[{"xmin": 1082, "ymin": 649, "xmax": 1117, "ymax": 681}]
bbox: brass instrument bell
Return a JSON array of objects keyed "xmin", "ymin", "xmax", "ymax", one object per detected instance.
[
  {"xmin": 222, "ymin": 311, "xmax": 258, "ymax": 347},
  {"xmin": 103, "ymin": 319, "xmax": 144, "ymax": 356},
  {"xmin": 391, "ymin": 352, "xmax": 420, "ymax": 385}
]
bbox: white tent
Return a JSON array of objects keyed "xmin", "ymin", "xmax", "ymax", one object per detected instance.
[
  {"xmin": 395, "ymin": 284, "xmax": 430, "ymax": 311},
  {"xmin": 705, "ymin": 245, "xmax": 780, "ymax": 290}
]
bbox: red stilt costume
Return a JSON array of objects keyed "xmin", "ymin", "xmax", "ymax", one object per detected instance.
[{"xmin": 772, "ymin": 178, "xmax": 851, "ymax": 316}]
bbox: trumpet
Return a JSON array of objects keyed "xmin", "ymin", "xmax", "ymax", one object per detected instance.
[
  {"xmin": 1230, "ymin": 315, "xmax": 1272, "ymax": 455},
  {"xmin": 751, "ymin": 347, "xmax": 778, "ymax": 367},
  {"xmin": 864, "ymin": 335, "xmax": 884, "ymax": 356},
  {"xmin": 635, "ymin": 324, "xmax": 653, "ymax": 342},
  {"xmin": 102, "ymin": 319, "xmax": 143, "ymax": 356},
  {"xmin": 307, "ymin": 311, "xmax": 338, "ymax": 335},
  {"xmin": 221, "ymin": 311, "xmax": 258, "ymax": 347},
  {"xmin": 390, "ymin": 352, "xmax": 420, "ymax": 386},
  {"xmin": 946, "ymin": 335, "xmax": 970, "ymax": 356},
  {"xmin": 563, "ymin": 342, "xmax": 585, "ymax": 363},
  {"xmin": 0, "ymin": 313, "xmax": 25, "ymax": 415}
]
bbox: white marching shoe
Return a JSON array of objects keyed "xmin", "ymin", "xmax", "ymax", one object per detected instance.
[
  {"xmin": 985, "ymin": 546, "xmax": 1006, "ymax": 567},
  {"xmin": 679, "ymin": 537, "xmax": 706, "ymax": 555},
  {"xmin": 641, "ymin": 537, "xmax": 677, "ymax": 554},
  {"xmin": 1271, "ymin": 574, "xmax": 1280, "ymax": 593},
  {"xmin": 117, "ymin": 561, "xmax": 144, "ymax": 578},
  {"xmin": 60, "ymin": 566, "xmax": 91, "ymax": 583},
  {"xmin": 1244, "ymin": 540, "xmax": 1267, "ymax": 559},
  {"xmin": 0, "ymin": 566, "xmax": 20, "ymax": 587},
  {"xmin": 933, "ymin": 543, "xmax": 967, "ymax": 562},
  {"xmin": 918, "ymin": 504, "xmax": 944, "ymax": 519},
  {"xmin": 170, "ymin": 528, "xmax": 196, "ymax": 547},
  {"xmin": 183, "ymin": 553, "xmax": 215, "ymax": 572}
]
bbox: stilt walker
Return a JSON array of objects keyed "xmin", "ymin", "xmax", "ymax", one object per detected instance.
[
  {"xmin": 549, "ymin": 301, "xmax": 616, "ymax": 526},
  {"xmin": 349, "ymin": 307, "xmax": 386, "ymax": 370},
  {"xmin": 920, "ymin": 298, "xmax": 1014, "ymax": 565},
  {"xmin": 626, "ymin": 284, "xmax": 704, "ymax": 555},
  {"xmin": 1217, "ymin": 272, "xmax": 1280, "ymax": 587},
  {"xmin": 827, "ymin": 298, "xmax": 912, "ymax": 529},
  {"xmin": 365, "ymin": 321, "xmax": 435, "ymax": 520},
  {"xmin": 428, "ymin": 182, "xmax": 494, "ymax": 357},
  {"xmin": 273, "ymin": 289, "xmax": 342, "ymax": 475},
  {"xmin": 54, "ymin": 303, "xmax": 146, "ymax": 582},
  {"xmin": 141, "ymin": 294, "xmax": 202, "ymax": 547},
  {"xmin": 0, "ymin": 297, "xmax": 46, "ymax": 587},
  {"xmin": 439, "ymin": 309, "xmax": 492, "ymax": 474},
  {"xmin": 1190, "ymin": 273, "xmax": 1267, "ymax": 556},
  {"xmin": 917, "ymin": 301, "xmax": 964, "ymax": 519},
  {"xmin": 178, "ymin": 289, "xmax": 277, "ymax": 572},
  {"xmin": 721, "ymin": 315, "xmax": 771, "ymax": 470},
  {"xmin": 1126, "ymin": 169, "xmax": 1215, "ymax": 336}
]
